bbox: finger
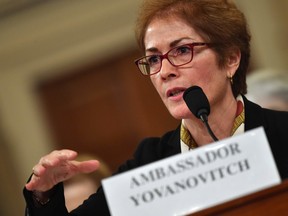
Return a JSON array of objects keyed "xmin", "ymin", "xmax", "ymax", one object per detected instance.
[
  {"xmin": 25, "ymin": 176, "xmax": 52, "ymax": 192},
  {"xmin": 25, "ymin": 176, "xmax": 38, "ymax": 191},
  {"xmin": 39, "ymin": 150, "xmax": 78, "ymax": 168},
  {"xmin": 78, "ymin": 160, "xmax": 100, "ymax": 173},
  {"xmin": 70, "ymin": 160, "xmax": 100, "ymax": 174},
  {"xmin": 26, "ymin": 150, "xmax": 79, "ymax": 192},
  {"xmin": 26, "ymin": 160, "xmax": 100, "ymax": 191},
  {"xmin": 25, "ymin": 172, "xmax": 44, "ymax": 191},
  {"xmin": 53, "ymin": 149, "xmax": 78, "ymax": 160},
  {"xmin": 32, "ymin": 163, "xmax": 46, "ymax": 177}
]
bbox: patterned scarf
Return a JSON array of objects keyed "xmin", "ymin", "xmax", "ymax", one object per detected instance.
[{"xmin": 181, "ymin": 100, "xmax": 245, "ymax": 150}]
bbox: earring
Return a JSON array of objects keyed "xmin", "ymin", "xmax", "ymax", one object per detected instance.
[{"xmin": 228, "ymin": 74, "xmax": 233, "ymax": 85}]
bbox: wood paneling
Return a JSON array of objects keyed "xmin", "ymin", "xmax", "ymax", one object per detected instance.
[
  {"xmin": 37, "ymin": 49, "xmax": 179, "ymax": 172},
  {"xmin": 191, "ymin": 181, "xmax": 288, "ymax": 215}
]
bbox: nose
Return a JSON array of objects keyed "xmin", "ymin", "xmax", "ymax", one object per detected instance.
[{"xmin": 159, "ymin": 59, "xmax": 178, "ymax": 79}]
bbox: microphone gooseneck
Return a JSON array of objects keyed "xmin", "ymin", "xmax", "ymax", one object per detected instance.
[{"xmin": 183, "ymin": 86, "xmax": 218, "ymax": 141}]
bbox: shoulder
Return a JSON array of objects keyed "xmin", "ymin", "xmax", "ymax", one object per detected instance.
[
  {"xmin": 261, "ymin": 108, "xmax": 288, "ymax": 141},
  {"xmin": 261, "ymin": 108, "xmax": 288, "ymax": 145},
  {"xmin": 244, "ymin": 96, "xmax": 288, "ymax": 179},
  {"xmin": 262, "ymin": 108, "xmax": 288, "ymax": 121},
  {"xmin": 243, "ymin": 95, "xmax": 288, "ymax": 129},
  {"xmin": 262, "ymin": 108, "xmax": 288, "ymax": 179},
  {"xmin": 244, "ymin": 96, "xmax": 288, "ymax": 137}
]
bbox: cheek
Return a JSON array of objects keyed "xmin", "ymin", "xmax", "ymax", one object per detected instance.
[
  {"xmin": 191, "ymin": 63, "xmax": 215, "ymax": 85},
  {"xmin": 150, "ymin": 76, "xmax": 160, "ymax": 93},
  {"xmin": 192, "ymin": 58, "xmax": 227, "ymax": 98},
  {"xmin": 150, "ymin": 76, "xmax": 156, "ymax": 90},
  {"xmin": 196, "ymin": 53, "xmax": 225, "ymax": 82},
  {"xmin": 150, "ymin": 76, "xmax": 166, "ymax": 103}
]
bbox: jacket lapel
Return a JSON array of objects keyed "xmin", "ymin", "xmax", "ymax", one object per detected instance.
[
  {"xmin": 166, "ymin": 125, "xmax": 182, "ymax": 156},
  {"xmin": 243, "ymin": 95, "xmax": 268, "ymax": 132},
  {"xmin": 165, "ymin": 96, "xmax": 268, "ymax": 157}
]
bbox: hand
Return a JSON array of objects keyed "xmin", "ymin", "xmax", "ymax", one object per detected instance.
[{"xmin": 25, "ymin": 149, "xmax": 100, "ymax": 192}]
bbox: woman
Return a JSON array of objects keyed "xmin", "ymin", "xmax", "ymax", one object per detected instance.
[{"xmin": 23, "ymin": 0, "xmax": 288, "ymax": 215}]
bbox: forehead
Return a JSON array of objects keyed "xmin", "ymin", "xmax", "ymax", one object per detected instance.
[{"xmin": 144, "ymin": 17, "xmax": 202, "ymax": 50}]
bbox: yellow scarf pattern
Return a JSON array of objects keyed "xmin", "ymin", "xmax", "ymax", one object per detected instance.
[{"xmin": 181, "ymin": 102, "xmax": 245, "ymax": 150}]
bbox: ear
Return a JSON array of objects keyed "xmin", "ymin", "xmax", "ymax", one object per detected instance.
[{"xmin": 226, "ymin": 48, "xmax": 241, "ymax": 78}]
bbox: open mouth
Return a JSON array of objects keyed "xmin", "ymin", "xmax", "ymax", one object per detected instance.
[{"xmin": 168, "ymin": 88, "xmax": 186, "ymax": 97}]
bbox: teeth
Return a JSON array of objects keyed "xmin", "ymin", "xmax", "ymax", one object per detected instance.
[{"xmin": 171, "ymin": 90, "xmax": 183, "ymax": 96}]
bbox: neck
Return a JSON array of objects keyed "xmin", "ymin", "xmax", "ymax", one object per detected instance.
[{"xmin": 184, "ymin": 94, "xmax": 238, "ymax": 146}]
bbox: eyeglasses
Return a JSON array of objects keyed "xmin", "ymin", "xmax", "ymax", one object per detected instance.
[{"xmin": 134, "ymin": 42, "xmax": 210, "ymax": 76}]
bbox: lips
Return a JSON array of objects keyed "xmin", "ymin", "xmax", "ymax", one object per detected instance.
[{"xmin": 167, "ymin": 88, "xmax": 186, "ymax": 97}]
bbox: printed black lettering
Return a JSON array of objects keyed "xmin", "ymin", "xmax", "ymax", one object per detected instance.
[
  {"xmin": 229, "ymin": 143, "xmax": 241, "ymax": 155},
  {"xmin": 198, "ymin": 172, "xmax": 209, "ymax": 183},
  {"xmin": 130, "ymin": 194, "xmax": 141, "ymax": 206},
  {"xmin": 217, "ymin": 147, "xmax": 229, "ymax": 159},
  {"xmin": 142, "ymin": 191, "xmax": 154, "ymax": 203},
  {"xmin": 227, "ymin": 162, "xmax": 239, "ymax": 175},
  {"xmin": 154, "ymin": 167, "xmax": 166, "ymax": 180},
  {"xmin": 130, "ymin": 177, "xmax": 141, "ymax": 189},
  {"xmin": 186, "ymin": 176, "xmax": 198, "ymax": 188},
  {"xmin": 205, "ymin": 150, "xmax": 217, "ymax": 163},
  {"xmin": 153, "ymin": 186, "xmax": 164, "ymax": 198},
  {"xmin": 238, "ymin": 159, "xmax": 250, "ymax": 172}
]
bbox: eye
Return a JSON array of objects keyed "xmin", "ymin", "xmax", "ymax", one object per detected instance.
[
  {"xmin": 147, "ymin": 55, "xmax": 161, "ymax": 66},
  {"xmin": 174, "ymin": 45, "xmax": 192, "ymax": 56}
]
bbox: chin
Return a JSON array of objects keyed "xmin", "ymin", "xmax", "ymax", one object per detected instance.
[{"xmin": 169, "ymin": 108, "xmax": 191, "ymax": 120}]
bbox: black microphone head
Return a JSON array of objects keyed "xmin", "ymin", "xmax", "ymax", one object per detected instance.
[{"xmin": 183, "ymin": 86, "xmax": 210, "ymax": 119}]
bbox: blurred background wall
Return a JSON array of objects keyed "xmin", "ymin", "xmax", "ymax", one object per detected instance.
[{"xmin": 0, "ymin": 0, "xmax": 287, "ymax": 215}]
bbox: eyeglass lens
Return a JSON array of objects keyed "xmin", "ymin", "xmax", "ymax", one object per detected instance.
[{"xmin": 137, "ymin": 44, "xmax": 194, "ymax": 75}]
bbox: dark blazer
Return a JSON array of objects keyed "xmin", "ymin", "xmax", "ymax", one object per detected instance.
[{"xmin": 24, "ymin": 96, "xmax": 288, "ymax": 216}]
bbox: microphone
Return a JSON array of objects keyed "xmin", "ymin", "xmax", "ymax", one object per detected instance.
[{"xmin": 183, "ymin": 86, "xmax": 218, "ymax": 141}]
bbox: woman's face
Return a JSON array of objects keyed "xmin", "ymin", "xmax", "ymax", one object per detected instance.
[{"xmin": 144, "ymin": 18, "xmax": 238, "ymax": 119}]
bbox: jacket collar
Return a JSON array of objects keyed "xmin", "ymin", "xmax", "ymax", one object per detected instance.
[
  {"xmin": 242, "ymin": 95, "xmax": 267, "ymax": 131},
  {"xmin": 167, "ymin": 125, "xmax": 181, "ymax": 155},
  {"xmin": 167, "ymin": 96, "xmax": 267, "ymax": 155}
]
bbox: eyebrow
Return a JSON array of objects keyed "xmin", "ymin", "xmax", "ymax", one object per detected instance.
[{"xmin": 145, "ymin": 37, "xmax": 193, "ymax": 53}]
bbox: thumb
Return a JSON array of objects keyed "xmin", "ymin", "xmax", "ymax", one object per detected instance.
[{"xmin": 74, "ymin": 160, "xmax": 100, "ymax": 174}]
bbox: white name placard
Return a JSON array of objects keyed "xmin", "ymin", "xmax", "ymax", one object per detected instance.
[{"xmin": 102, "ymin": 127, "xmax": 280, "ymax": 216}]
